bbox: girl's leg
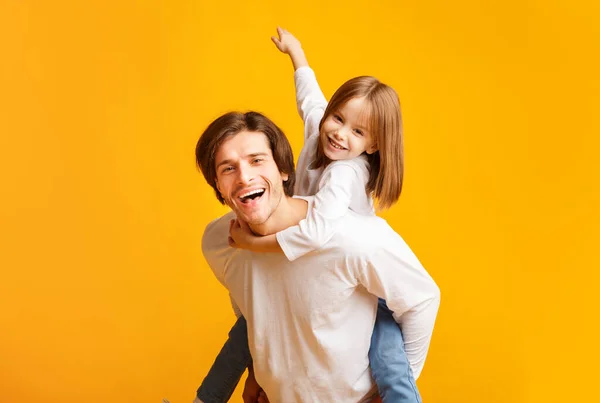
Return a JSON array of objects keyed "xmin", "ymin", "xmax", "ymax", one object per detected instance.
[
  {"xmin": 369, "ymin": 299, "xmax": 422, "ymax": 403},
  {"xmin": 196, "ymin": 315, "xmax": 252, "ymax": 403}
]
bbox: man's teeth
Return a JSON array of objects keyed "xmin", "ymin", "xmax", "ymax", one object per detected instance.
[{"xmin": 239, "ymin": 189, "xmax": 265, "ymax": 199}]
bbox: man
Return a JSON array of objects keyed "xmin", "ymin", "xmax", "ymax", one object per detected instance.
[{"xmin": 196, "ymin": 111, "xmax": 440, "ymax": 402}]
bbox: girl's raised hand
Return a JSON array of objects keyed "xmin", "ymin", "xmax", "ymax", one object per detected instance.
[{"xmin": 271, "ymin": 27, "xmax": 302, "ymax": 54}]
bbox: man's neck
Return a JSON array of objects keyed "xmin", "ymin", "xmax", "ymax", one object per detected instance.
[{"xmin": 250, "ymin": 196, "xmax": 308, "ymax": 236}]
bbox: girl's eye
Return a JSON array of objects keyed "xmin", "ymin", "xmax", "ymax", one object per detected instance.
[
  {"xmin": 333, "ymin": 115, "xmax": 342, "ymax": 122},
  {"xmin": 354, "ymin": 129, "xmax": 363, "ymax": 136}
]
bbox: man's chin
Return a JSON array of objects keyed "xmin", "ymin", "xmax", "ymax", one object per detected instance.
[
  {"xmin": 245, "ymin": 216, "xmax": 268, "ymax": 226},
  {"xmin": 232, "ymin": 208, "xmax": 266, "ymax": 226}
]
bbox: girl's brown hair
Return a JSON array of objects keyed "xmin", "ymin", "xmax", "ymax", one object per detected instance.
[{"xmin": 313, "ymin": 76, "xmax": 404, "ymax": 209}]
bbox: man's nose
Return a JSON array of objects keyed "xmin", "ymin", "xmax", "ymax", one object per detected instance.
[{"xmin": 236, "ymin": 165, "xmax": 255, "ymax": 185}]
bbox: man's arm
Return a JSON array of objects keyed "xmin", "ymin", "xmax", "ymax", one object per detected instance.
[
  {"xmin": 201, "ymin": 213, "xmax": 236, "ymax": 287},
  {"xmin": 355, "ymin": 244, "xmax": 441, "ymax": 379},
  {"xmin": 202, "ymin": 213, "xmax": 249, "ymax": 321},
  {"xmin": 198, "ymin": 215, "xmax": 261, "ymax": 401}
]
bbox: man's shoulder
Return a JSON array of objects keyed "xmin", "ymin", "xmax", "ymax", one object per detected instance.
[
  {"xmin": 201, "ymin": 211, "xmax": 236, "ymax": 286},
  {"xmin": 202, "ymin": 211, "xmax": 235, "ymax": 255}
]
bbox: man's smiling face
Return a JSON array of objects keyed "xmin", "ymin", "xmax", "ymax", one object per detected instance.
[{"xmin": 215, "ymin": 130, "xmax": 289, "ymax": 225}]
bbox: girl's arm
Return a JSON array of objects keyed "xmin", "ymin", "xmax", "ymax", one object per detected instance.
[
  {"xmin": 229, "ymin": 161, "xmax": 369, "ymax": 261},
  {"xmin": 272, "ymin": 28, "xmax": 327, "ymax": 142},
  {"xmin": 228, "ymin": 219, "xmax": 282, "ymax": 253},
  {"xmin": 277, "ymin": 162, "xmax": 365, "ymax": 261},
  {"xmin": 271, "ymin": 27, "xmax": 308, "ymax": 71}
]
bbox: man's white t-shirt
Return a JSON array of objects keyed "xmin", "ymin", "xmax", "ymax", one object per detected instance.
[{"xmin": 202, "ymin": 199, "xmax": 440, "ymax": 402}]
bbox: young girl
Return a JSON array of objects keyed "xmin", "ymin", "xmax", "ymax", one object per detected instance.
[{"xmin": 195, "ymin": 28, "xmax": 421, "ymax": 403}]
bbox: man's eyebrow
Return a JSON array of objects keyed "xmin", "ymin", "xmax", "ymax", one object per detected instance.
[
  {"xmin": 248, "ymin": 152, "xmax": 269, "ymax": 158},
  {"xmin": 216, "ymin": 159, "xmax": 233, "ymax": 169},
  {"xmin": 216, "ymin": 152, "xmax": 269, "ymax": 169}
]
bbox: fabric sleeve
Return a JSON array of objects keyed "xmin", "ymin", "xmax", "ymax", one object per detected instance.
[
  {"xmin": 294, "ymin": 66, "xmax": 328, "ymax": 142},
  {"xmin": 229, "ymin": 294, "xmax": 242, "ymax": 319},
  {"xmin": 276, "ymin": 163, "xmax": 358, "ymax": 261},
  {"xmin": 355, "ymin": 250, "xmax": 441, "ymax": 379},
  {"xmin": 202, "ymin": 214, "xmax": 240, "ymax": 317}
]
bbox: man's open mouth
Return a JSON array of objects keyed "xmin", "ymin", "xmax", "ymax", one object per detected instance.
[{"xmin": 238, "ymin": 188, "xmax": 266, "ymax": 204}]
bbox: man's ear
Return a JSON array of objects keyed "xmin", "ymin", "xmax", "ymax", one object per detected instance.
[{"xmin": 215, "ymin": 178, "xmax": 222, "ymax": 194}]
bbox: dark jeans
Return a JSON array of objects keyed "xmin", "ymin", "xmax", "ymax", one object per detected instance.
[{"xmin": 196, "ymin": 316, "xmax": 252, "ymax": 403}]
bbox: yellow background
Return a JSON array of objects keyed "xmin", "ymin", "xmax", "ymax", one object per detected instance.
[{"xmin": 1, "ymin": 1, "xmax": 599, "ymax": 402}]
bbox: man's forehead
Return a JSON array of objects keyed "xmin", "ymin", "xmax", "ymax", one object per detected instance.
[{"xmin": 215, "ymin": 130, "xmax": 271, "ymax": 162}]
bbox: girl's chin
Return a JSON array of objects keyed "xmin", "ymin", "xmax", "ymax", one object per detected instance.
[{"xmin": 324, "ymin": 149, "xmax": 345, "ymax": 161}]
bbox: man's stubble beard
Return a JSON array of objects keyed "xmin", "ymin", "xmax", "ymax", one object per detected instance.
[{"xmin": 228, "ymin": 185, "xmax": 285, "ymax": 231}]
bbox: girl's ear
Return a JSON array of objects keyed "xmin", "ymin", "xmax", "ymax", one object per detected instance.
[{"xmin": 367, "ymin": 142, "xmax": 378, "ymax": 154}]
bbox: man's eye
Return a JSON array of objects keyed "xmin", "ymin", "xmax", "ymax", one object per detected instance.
[
  {"xmin": 252, "ymin": 158, "xmax": 264, "ymax": 164},
  {"xmin": 222, "ymin": 167, "xmax": 234, "ymax": 173}
]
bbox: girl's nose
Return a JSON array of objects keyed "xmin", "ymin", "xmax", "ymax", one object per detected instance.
[{"xmin": 334, "ymin": 129, "xmax": 346, "ymax": 140}]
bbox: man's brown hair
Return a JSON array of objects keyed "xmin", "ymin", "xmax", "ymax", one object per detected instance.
[{"xmin": 196, "ymin": 111, "xmax": 296, "ymax": 204}]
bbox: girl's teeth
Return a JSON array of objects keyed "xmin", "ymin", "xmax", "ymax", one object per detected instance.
[{"xmin": 330, "ymin": 139, "xmax": 344, "ymax": 149}]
